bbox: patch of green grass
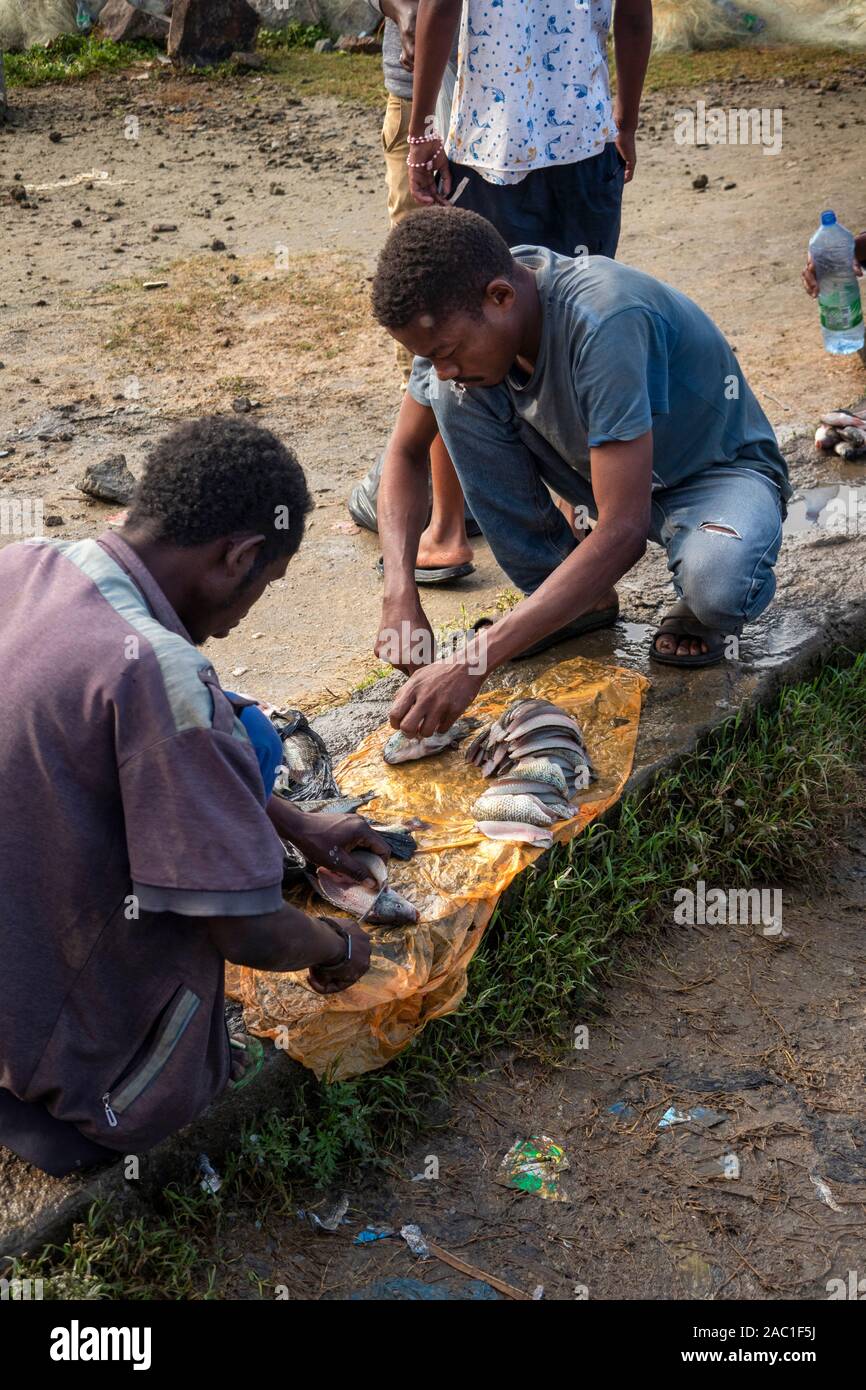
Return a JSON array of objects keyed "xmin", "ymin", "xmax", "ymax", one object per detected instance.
[
  {"xmin": 266, "ymin": 50, "xmax": 384, "ymax": 109},
  {"xmin": 5, "ymin": 34, "xmax": 158, "ymax": 88},
  {"xmin": 13, "ymin": 653, "xmax": 866, "ymax": 1295},
  {"xmin": 258, "ymin": 24, "xmax": 335, "ymax": 52},
  {"xmin": 14, "ymin": 1195, "xmax": 216, "ymax": 1300},
  {"xmin": 636, "ymin": 43, "xmax": 858, "ymax": 93}
]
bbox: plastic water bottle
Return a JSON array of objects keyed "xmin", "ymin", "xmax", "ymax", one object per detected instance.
[{"xmin": 809, "ymin": 211, "xmax": 864, "ymax": 355}]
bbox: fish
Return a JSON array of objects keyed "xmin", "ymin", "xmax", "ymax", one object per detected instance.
[
  {"xmin": 475, "ymin": 820, "xmax": 554, "ymax": 847},
  {"xmin": 821, "ymin": 411, "xmax": 866, "ymax": 430},
  {"xmin": 311, "ymin": 852, "xmax": 418, "ymax": 926},
  {"xmin": 488, "ymin": 778, "xmax": 570, "ymax": 803},
  {"xmin": 371, "ymin": 824, "xmax": 418, "ymax": 860},
  {"xmin": 815, "ymin": 424, "xmax": 841, "ymax": 451},
  {"xmin": 300, "ymin": 792, "xmax": 376, "ymax": 815},
  {"xmin": 471, "ymin": 793, "xmax": 558, "ymax": 827},
  {"xmin": 508, "ymin": 759, "xmax": 569, "ymax": 793},
  {"xmin": 841, "ymin": 426, "xmax": 866, "ymax": 449},
  {"xmin": 835, "ymin": 442, "xmax": 866, "ymax": 462},
  {"xmin": 383, "ymin": 717, "xmax": 480, "ymax": 765},
  {"xmin": 508, "ymin": 734, "xmax": 590, "ymax": 761},
  {"xmin": 505, "ymin": 709, "xmax": 586, "ymax": 743},
  {"xmin": 271, "ymin": 708, "xmax": 341, "ymax": 803}
]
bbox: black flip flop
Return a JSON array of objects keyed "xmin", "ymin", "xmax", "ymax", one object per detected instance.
[
  {"xmin": 442, "ymin": 605, "xmax": 620, "ymax": 660},
  {"xmin": 376, "ymin": 556, "xmax": 475, "ymax": 586},
  {"xmin": 514, "ymin": 603, "xmax": 620, "ymax": 659},
  {"xmin": 649, "ymin": 602, "xmax": 727, "ymax": 668}
]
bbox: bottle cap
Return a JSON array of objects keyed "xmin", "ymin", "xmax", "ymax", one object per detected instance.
[{"xmin": 821, "ymin": 210, "xmax": 837, "ymax": 226}]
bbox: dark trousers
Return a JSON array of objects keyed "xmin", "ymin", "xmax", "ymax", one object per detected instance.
[
  {"xmin": 449, "ymin": 141, "xmax": 626, "ymax": 258},
  {"xmin": 0, "ymin": 1088, "xmax": 114, "ymax": 1177}
]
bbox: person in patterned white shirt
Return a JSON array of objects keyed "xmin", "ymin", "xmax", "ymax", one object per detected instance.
[
  {"xmin": 401, "ymin": 0, "xmax": 651, "ymax": 541},
  {"xmin": 407, "ymin": 0, "xmax": 651, "ymax": 254}
]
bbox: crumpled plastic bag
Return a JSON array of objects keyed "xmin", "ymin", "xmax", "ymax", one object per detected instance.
[{"xmin": 227, "ymin": 655, "xmax": 648, "ymax": 1079}]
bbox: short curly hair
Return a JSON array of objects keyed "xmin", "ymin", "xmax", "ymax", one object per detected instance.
[
  {"xmin": 371, "ymin": 206, "xmax": 514, "ymax": 330},
  {"xmin": 127, "ymin": 416, "xmax": 313, "ymax": 569}
]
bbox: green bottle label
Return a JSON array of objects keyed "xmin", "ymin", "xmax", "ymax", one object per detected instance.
[{"xmin": 819, "ymin": 283, "xmax": 864, "ymax": 332}]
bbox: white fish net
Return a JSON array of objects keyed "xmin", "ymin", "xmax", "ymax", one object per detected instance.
[{"xmin": 653, "ymin": 0, "xmax": 866, "ymax": 52}]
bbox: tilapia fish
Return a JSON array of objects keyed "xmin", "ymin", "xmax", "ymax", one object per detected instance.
[
  {"xmin": 383, "ymin": 717, "xmax": 480, "ymax": 765},
  {"xmin": 475, "ymin": 821, "xmax": 554, "ymax": 848},
  {"xmin": 467, "ymin": 699, "xmax": 593, "ymax": 844},
  {"xmin": 271, "ymin": 708, "xmax": 341, "ymax": 803},
  {"xmin": 310, "ymin": 851, "xmax": 418, "ymax": 926}
]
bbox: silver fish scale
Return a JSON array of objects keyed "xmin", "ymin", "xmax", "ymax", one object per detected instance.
[{"xmin": 471, "ymin": 793, "xmax": 557, "ymax": 827}]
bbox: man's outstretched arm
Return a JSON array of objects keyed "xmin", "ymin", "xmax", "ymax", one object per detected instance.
[{"xmin": 375, "ymin": 391, "xmax": 440, "ymax": 673}]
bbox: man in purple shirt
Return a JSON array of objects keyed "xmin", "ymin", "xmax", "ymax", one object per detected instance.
[{"xmin": 0, "ymin": 416, "xmax": 389, "ymax": 1176}]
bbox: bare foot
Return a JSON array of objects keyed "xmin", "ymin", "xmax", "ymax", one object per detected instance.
[
  {"xmin": 653, "ymin": 632, "xmax": 709, "ymax": 659},
  {"xmin": 416, "ymin": 525, "xmax": 474, "ymax": 570}
]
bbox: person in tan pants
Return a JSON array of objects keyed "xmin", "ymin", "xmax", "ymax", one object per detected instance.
[{"xmin": 354, "ymin": 1, "xmax": 477, "ymax": 583}]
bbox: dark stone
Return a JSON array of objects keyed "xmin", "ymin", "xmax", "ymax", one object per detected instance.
[
  {"xmin": 692, "ymin": 174, "xmax": 709, "ymax": 190},
  {"xmin": 77, "ymin": 454, "xmax": 138, "ymax": 505},
  {"xmin": 336, "ymin": 34, "xmax": 381, "ymax": 54},
  {"xmin": 99, "ymin": 0, "xmax": 171, "ymax": 44},
  {"xmin": 168, "ymin": 0, "xmax": 260, "ymax": 67}
]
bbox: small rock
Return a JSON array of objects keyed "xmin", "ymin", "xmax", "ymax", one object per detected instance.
[
  {"xmin": 77, "ymin": 454, "xmax": 138, "ymax": 505},
  {"xmin": 232, "ymin": 665, "xmax": 248, "ymax": 677},
  {"xmin": 228, "ymin": 273, "xmax": 240, "ymax": 285},
  {"xmin": 48, "ymin": 131, "xmax": 63, "ymax": 143},
  {"xmin": 232, "ymin": 50, "xmax": 264, "ymax": 69},
  {"xmin": 143, "ymin": 280, "xmax": 169, "ymax": 290},
  {"xmin": 692, "ymin": 174, "xmax": 709, "ymax": 190},
  {"xmin": 269, "ymin": 182, "xmax": 285, "ymax": 196},
  {"xmin": 232, "ymin": 396, "xmax": 252, "ymax": 413},
  {"xmin": 723, "ymin": 182, "xmax": 737, "ymax": 190},
  {"xmin": 336, "ymin": 35, "xmax": 381, "ymax": 54},
  {"xmin": 210, "ymin": 238, "xmax": 226, "ymax": 252},
  {"xmin": 152, "ymin": 222, "xmax": 178, "ymax": 232},
  {"xmin": 44, "ymin": 514, "xmax": 64, "ymax": 527},
  {"xmin": 71, "ymin": 217, "xmax": 83, "ymax": 228}
]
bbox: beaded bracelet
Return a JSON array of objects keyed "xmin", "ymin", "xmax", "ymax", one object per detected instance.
[{"xmin": 407, "ymin": 130, "xmax": 441, "ymax": 145}]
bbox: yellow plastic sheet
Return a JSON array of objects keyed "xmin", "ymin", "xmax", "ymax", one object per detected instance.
[{"xmin": 227, "ymin": 655, "xmax": 648, "ymax": 1079}]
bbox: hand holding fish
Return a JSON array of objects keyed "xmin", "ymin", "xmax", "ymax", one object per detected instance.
[
  {"xmin": 389, "ymin": 654, "xmax": 485, "ymax": 739},
  {"xmin": 268, "ymin": 798, "xmax": 391, "ymax": 881}
]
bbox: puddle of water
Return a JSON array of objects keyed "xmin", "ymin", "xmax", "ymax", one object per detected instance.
[
  {"xmin": 784, "ymin": 485, "xmax": 865, "ymax": 537},
  {"xmin": 613, "ymin": 620, "xmax": 655, "ymax": 660}
]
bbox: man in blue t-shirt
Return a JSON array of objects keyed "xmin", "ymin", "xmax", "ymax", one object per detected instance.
[{"xmin": 370, "ymin": 207, "xmax": 790, "ymax": 737}]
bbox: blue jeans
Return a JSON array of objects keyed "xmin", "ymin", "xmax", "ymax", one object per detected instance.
[
  {"xmin": 430, "ymin": 384, "xmax": 785, "ymax": 636},
  {"xmin": 224, "ymin": 693, "xmax": 283, "ymax": 799}
]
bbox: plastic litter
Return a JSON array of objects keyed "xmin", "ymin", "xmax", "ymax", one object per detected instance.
[
  {"xmin": 353, "ymin": 1226, "xmax": 395, "ymax": 1245},
  {"xmin": 227, "ymin": 656, "xmax": 646, "ymax": 1079},
  {"xmin": 810, "ymin": 1172, "xmax": 843, "ymax": 1213},
  {"xmin": 299, "ymin": 1194, "xmax": 350, "ymax": 1232},
  {"xmin": 496, "ymin": 1135, "xmax": 570, "ymax": 1202},
  {"xmin": 345, "ymin": 1276, "xmax": 500, "ymax": 1300},
  {"xmin": 608, "ymin": 1100, "xmax": 637, "ymax": 1120},
  {"xmin": 400, "ymin": 1223, "xmax": 430, "ymax": 1260},
  {"xmin": 658, "ymin": 1105, "xmax": 725, "ymax": 1129},
  {"xmin": 197, "ymin": 1153, "xmax": 222, "ymax": 1195}
]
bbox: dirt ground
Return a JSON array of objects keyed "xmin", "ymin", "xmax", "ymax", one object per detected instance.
[
  {"xmin": 2, "ymin": 59, "xmax": 866, "ymax": 705},
  {"xmin": 217, "ymin": 815, "xmax": 866, "ymax": 1302}
]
